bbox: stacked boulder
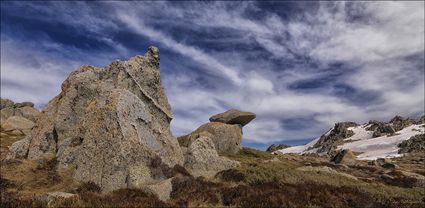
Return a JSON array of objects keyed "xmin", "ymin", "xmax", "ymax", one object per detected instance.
[
  {"xmin": 178, "ymin": 109, "xmax": 256, "ymax": 177},
  {"xmin": 1, "ymin": 98, "xmax": 40, "ymax": 135},
  {"xmin": 7, "ymin": 47, "xmax": 184, "ymax": 192}
]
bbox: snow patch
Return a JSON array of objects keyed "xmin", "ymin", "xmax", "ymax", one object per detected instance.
[
  {"xmin": 338, "ymin": 124, "xmax": 424, "ymax": 160},
  {"xmin": 344, "ymin": 124, "xmax": 373, "ymax": 141}
]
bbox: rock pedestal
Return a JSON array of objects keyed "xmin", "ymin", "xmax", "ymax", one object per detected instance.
[{"xmin": 177, "ymin": 109, "xmax": 255, "ymax": 177}]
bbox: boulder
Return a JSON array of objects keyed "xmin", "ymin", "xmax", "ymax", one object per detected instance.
[
  {"xmin": 266, "ymin": 144, "xmax": 291, "ymax": 153},
  {"xmin": 375, "ymin": 158, "xmax": 388, "ymax": 166},
  {"xmin": 1, "ymin": 107, "xmax": 15, "ymax": 123},
  {"xmin": 14, "ymin": 106, "xmax": 40, "ymax": 122},
  {"xmin": 382, "ymin": 162, "xmax": 398, "ymax": 169},
  {"xmin": 0, "ymin": 98, "xmax": 14, "ymax": 109},
  {"xmin": 142, "ymin": 178, "xmax": 173, "ymax": 201},
  {"xmin": 7, "ymin": 136, "xmax": 31, "ymax": 159},
  {"xmin": 331, "ymin": 149, "xmax": 356, "ymax": 165},
  {"xmin": 398, "ymin": 134, "xmax": 425, "ymax": 154},
  {"xmin": 372, "ymin": 124, "xmax": 396, "ymax": 138},
  {"xmin": 7, "ymin": 47, "xmax": 184, "ymax": 192},
  {"xmin": 13, "ymin": 101, "xmax": 34, "ymax": 108},
  {"xmin": 389, "ymin": 115, "xmax": 414, "ymax": 131},
  {"xmin": 178, "ymin": 122, "xmax": 242, "ymax": 155},
  {"xmin": 1, "ymin": 116, "xmax": 35, "ymax": 134},
  {"xmin": 184, "ymin": 135, "xmax": 239, "ymax": 178},
  {"xmin": 366, "ymin": 120, "xmax": 384, "ymax": 131},
  {"xmin": 371, "ymin": 158, "xmax": 398, "ymax": 169},
  {"xmin": 209, "ymin": 109, "xmax": 256, "ymax": 126}
]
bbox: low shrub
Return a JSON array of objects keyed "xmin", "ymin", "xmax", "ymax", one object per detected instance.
[
  {"xmin": 171, "ymin": 176, "xmax": 224, "ymax": 207},
  {"xmin": 216, "ymin": 169, "xmax": 245, "ymax": 182},
  {"xmin": 52, "ymin": 188, "xmax": 172, "ymax": 208},
  {"xmin": 75, "ymin": 181, "xmax": 102, "ymax": 194}
]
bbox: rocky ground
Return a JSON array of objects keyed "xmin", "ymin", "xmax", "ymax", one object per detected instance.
[{"xmin": 1, "ymin": 47, "xmax": 424, "ymax": 208}]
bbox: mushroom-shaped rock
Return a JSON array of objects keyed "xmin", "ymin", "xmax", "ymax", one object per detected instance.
[
  {"xmin": 209, "ymin": 109, "xmax": 256, "ymax": 126},
  {"xmin": 178, "ymin": 122, "xmax": 242, "ymax": 155}
]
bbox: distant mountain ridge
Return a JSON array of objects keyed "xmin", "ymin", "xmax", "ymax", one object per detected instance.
[{"xmin": 274, "ymin": 115, "xmax": 425, "ymax": 160}]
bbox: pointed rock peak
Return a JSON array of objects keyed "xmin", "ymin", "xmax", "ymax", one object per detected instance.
[
  {"xmin": 209, "ymin": 109, "xmax": 256, "ymax": 127},
  {"xmin": 146, "ymin": 46, "xmax": 160, "ymax": 62}
]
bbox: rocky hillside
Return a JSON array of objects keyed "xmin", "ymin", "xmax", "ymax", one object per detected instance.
[{"xmin": 275, "ymin": 116, "xmax": 425, "ymax": 160}]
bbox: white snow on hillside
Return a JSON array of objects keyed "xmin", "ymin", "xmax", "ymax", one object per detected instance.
[
  {"xmin": 338, "ymin": 124, "xmax": 424, "ymax": 160},
  {"xmin": 343, "ymin": 124, "xmax": 373, "ymax": 141},
  {"xmin": 275, "ymin": 123, "xmax": 424, "ymax": 160}
]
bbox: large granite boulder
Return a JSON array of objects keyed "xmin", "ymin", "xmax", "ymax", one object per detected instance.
[
  {"xmin": 209, "ymin": 109, "xmax": 256, "ymax": 127},
  {"xmin": 183, "ymin": 135, "xmax": 239, "ymax": 178},
  {"xmin": 7, "ymin": 47, "xmax": 184, "ymax": 192},
  {"xmin": 178, "ymin": 122, "xmax": 242, "ymax": 155},
  {"xmin": 14, "ymin": 106, "xmax": 40, "ymax": 122}
]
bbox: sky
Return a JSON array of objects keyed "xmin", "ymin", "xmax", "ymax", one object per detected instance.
[{"xmin": 1, "ymin": 1, "xmax": 424, "ymax": 150}]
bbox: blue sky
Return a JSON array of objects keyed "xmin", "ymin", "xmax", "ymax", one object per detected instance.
[{"xmin": 1, "ymin": 1, "xmax": 424, "ymax": 150}]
